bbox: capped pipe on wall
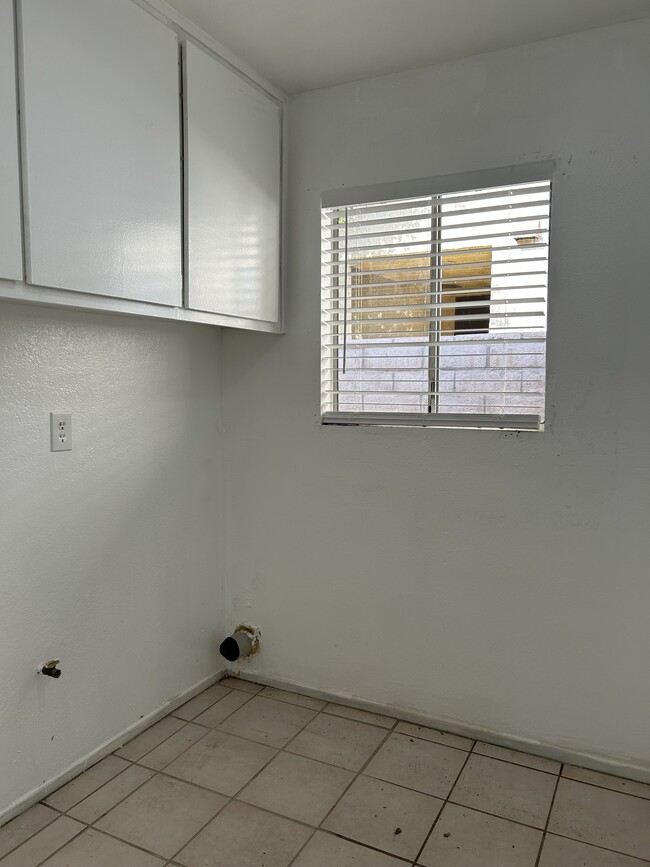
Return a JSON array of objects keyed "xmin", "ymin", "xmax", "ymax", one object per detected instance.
[{"xmin": 220, "ymin": 625, "xmax": 260, "ymax": 663}]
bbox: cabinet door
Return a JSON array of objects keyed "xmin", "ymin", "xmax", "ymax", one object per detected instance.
[
  {"xmin": 20, "ymin": 0, "xmax": 182, "ymax": 305},
  {"xmin": 185, "ymin": 43, "xmax": 281, "ymax": 324},
  {"xmin": 0, "ymin": 0, "xmax": 22, "ymax": 281}
]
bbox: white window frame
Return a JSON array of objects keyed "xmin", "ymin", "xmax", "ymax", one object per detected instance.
[{"xmin": 321, "ymin": 162, "xmax": 554, "ymax": 432}]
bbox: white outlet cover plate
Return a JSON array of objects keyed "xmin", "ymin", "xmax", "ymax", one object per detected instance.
[{"xmin": 50, "ymin": 412, "xmax": 72, "ymax": 451}]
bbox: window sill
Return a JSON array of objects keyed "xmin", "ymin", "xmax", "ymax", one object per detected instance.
[{"xmin": 321, "ymin": 412, "xmax": 543, "ymax": 432}]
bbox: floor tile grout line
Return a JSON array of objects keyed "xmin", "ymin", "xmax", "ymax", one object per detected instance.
[
  {"xmin": 285, "ymin": 826, "xmax": 332, "ymax": 867},
  {"xmin": 443, "ymin": 798, "xmax": 552, "ymax": 833},
  {"xmin": 90, "ymin": 783, "xmax": 326, "ymax": 865},
  {"xmin": 314, "ymin": 829, "xmax": 417, "ymax": 864},
  {"xmin": 246, "ymin": 688, "xmax": 650, "ymax": 802},
  {"xmin": 42, "ymin": 754, "xmax": 135, "ymax": 814},
  {"xmin": 33, "ymin": 804, "xmax": 68, "ymax": 820},
  {"xmin": 533, "ymin": 761, "xmax": 563, "ymax": 867},
  {"xmin": 120, "ymin": 686, "xmax": 243, "ymax": 761},
  {"xmin": 22, "ymin": 789, "xmax": 650, "ymax": 862},
  {"xmin": 169, "ymin": 681, "xmax": 237, "ymax": 721},
  {"xmin": 64, "ymin": 761, "xmax": 161, "ymax": 823},
  {"xmin": 44, "ymin": 679, "xmax": 625, "ymax": 821},
  {"xmin": 59, "ymin": 752, "xmax": 197, "ymax": 828},
  {"xmin": 410, "ymin": 738, "xmax": 477, "ymax": 866},
  {"xmin": 277, "ymin": 695, "xmax": 394, "ymax": 755},
  {"xmin": 165, "ymin": 793, "xmax": 232, "ymax": 866},
  {"xmin": 276, "ymin": 706, "xmax": 471, "ymax": 770},
  {"xmin": 78, "ymin": 824, "xmax": 189, "ymax": 864},
  {"xmin": 0, "ymin": 809, "xmax": 61, "ymax": 862},
  {"xmin": 29, "ymin": 704, "xmax": 547, "ymax": 862},
  {"xmin": 314, "ymin": 718, "xmax": 400, "ymax": 850},
  {"xmin": 267, "ymin": 698, "xmax": 650, "ymax": 795},
  {"xmin": 143, "ymin": 725, "xmax": 469, "ymax": 794},
  {"xmin": 236, "ymin": 684, "xmax": 650, "ymax": 797},
  {"xmin": 165, "ymin": 794, "xmax": 329, "ymax": 866},
  {"xmin": 258, "ymin": 685, "xmax": 329, "ymax": 713},
  {"xmin": 537, "ymin": 829, "xmax": 650, "ymax": 863},
  {"xmin": 165, "ymin": 696, "xmax": 324, "ymax": 867},
  {"xmin": 31, "ymin": 744, "xmax": 650, "ymax": 864},
  {"xmin": 163, "ymin": 714, "xmax": 314, "ymax": 866},
  {"xmin": 469, "ymin": 750, "xmax": 559, "ymax": 776},
  {"xmin": 135, "ymin": 727, "xmax": 213, "ymax": 774},
  {"xmin": 155, "ymin": 705, "xmax": 650, "ymax": 808},
  {"xmin": 375, "ymin": 729, "xmax": 473, "ymax": 757},
  {"xmin": 11, "ymin": 768, "xmax": 644, "ymax": 859},
  {"xmin": 82, "ymin": 767, "xmax": 237, "ymax": 862},
  {"xmin": 73, "ymin": 714, "xmax": 280, "ymax": 863},
  {"xmin": 115, "ymin": 721, "xmax": 198, "ymax": 764},
  {"xmin": 16, "ymin": 818, "xmax": 86, "ymax": 867},
  {"xmin": 235, "ymin": 679, "xmax": 439, "ymax": 736},
  {"xmin": 285, "ymin": 718, "xmax": 399, "ymax": 867},
  {"xmin": 123, "ymin": 686, "xmax": 650, "ymax": 806},
  {"xmin": 218, "ymin": 699, "xmax": 320, "ymax": 749},
  {"xmin": 319, "ymin": 707, "xmax": 397, "ymax": 732},
  {"xmin": 183, "ymin": 690, "xmax": 257, "ymax": 728},
  {"xmin": 19, "ymin": 677, "xmax": 650, "ymax": 866},
  {"xmin": 133, "ymin": 764, "xmax": 650, "ymax": 867},
  {"xmin": 220, "ymin": 677, "xmax": 264, "ymax": 696},
  {"xmin": 80, "ymin": 770, "xmax": 165, "ymax": 831},
  {"xmin": 125, "ymin": 688, "xmax": 258, "ymax": 776},
  {"xmin": 558, "ymin": 771, "xmax": 650, "ymax": 803},
  {"xmin": 166, "ymin": 732, "xmax": 313, "ymax": 866}
]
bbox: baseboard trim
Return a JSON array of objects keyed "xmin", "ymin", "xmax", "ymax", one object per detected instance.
[
  {"xmin": 234, "ymin": 670, "xmax": 650, "ymax": 785},
  {"xmin": 0, "ymin": 668, "xmax": 227, "ymax": 828}
]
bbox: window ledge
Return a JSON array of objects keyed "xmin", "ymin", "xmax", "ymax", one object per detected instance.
[{"xmin": 321, "ymin": 412, "xmax": 543, "ymax": 432}]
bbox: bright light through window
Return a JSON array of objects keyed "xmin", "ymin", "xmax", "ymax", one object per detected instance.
[{"xmin": 321, "ymin": 172, "xmax": 552, "ymax": 431}]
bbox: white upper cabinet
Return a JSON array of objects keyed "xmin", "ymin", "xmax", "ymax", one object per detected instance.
[
  {"xmin": 185, "ymin": 43, "xmax": 281, "ymax": 324},
  {"xmin": 20, "ymin": 0, "xmax": 182, "ymax": 305},
  {"xmin": 0, "ymin": 0, "xmax": 23, "ymax": 281}
]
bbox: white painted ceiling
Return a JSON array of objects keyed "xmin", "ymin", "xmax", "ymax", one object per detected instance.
[{"xmin": 166, "ymin": 0, "xmax": 650, "ymax": 93}]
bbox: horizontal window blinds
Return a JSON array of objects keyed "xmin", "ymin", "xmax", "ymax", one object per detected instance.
[{"xmin": 321, "ymin": 178, "xmax": 552, "ymax": 430}]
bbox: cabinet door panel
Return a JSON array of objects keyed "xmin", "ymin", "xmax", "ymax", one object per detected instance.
[
  {"xmin": 186, "ymin": 43, "xmax": 281, "ymax": 323},
  {"xmin": 0, "ymin": 0, "xmax": 23, "ymax": 281},
  {"xmin": 20, "ymin": 0, "xmax": 182, "ymax": 305}
]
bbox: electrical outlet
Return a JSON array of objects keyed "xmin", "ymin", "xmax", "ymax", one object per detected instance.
[{"xmin": 50, "ymin": 412, "xmax": 72, "ymax": 452}]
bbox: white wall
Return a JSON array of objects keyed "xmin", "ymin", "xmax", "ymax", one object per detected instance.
[
  {"xmin": 0, "ymin": 300, "xmax": 224, "ymax": 817},
  {"xmin": 222, "ymin": 20, "xmax": 650, "ymax": 772}
]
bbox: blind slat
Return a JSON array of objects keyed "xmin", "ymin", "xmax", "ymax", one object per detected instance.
[
  {"xmin": 323, "ymin": 298, "xmax": 546, "ymax": 316},
  {"xmin": 323, "ymin": 241, "xmax": 546, "ymax": 265},
  {"xmin": 325, "ymin": 389, "xmax": 545, "ymax": 398},
  {"xmin": 323, "ymin": 279, "xmax": 547, "ymax": 296},
  {"xmin": 330, "ymin": 200, "xmax": 551, "ymax": 236},
  {"xmin": 321, "ymin": 356, "xmax": 544, "ymax": 368},
  {"xmin": 322, "ymin": 334, "xmax": 545, "ymax": 349},
  {"xmin": 323, "ymin": 227, "xmax": 550, "ymax": 260},
  {"xmin": 335, "ymin": 183, "xmax": 550, "ymax": 218},
  {"xmin": 330, "ymin": 220, "xmax": 548, "ymax": 247},
  {"xmin": 324, "ymin": 224, "xmax": 549, "ymax": 255}
]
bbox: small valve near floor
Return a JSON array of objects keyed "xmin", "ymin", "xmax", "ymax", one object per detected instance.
[{"xmin": 38, "ymin": 659, "xmax": 62, "ymax": 679}]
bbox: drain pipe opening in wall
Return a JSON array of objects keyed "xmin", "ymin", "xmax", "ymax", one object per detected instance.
[{"xmin": 220, "ymin": 625, "xmax": 260, "ymax": 663}]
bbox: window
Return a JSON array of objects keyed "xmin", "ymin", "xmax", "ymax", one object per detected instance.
[{"xmin": 321, "ymin": 165, "xmax": 552, "ymax": 431}]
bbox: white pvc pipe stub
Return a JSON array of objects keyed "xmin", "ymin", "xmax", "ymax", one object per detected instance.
[{"xmin": 219, "ymin": 625, "xmax": 260, "ymax": 662}]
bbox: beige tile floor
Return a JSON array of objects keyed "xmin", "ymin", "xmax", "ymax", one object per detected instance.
[{"xmin": 2, "ymin": 677, "xmax": 650, "ymax": 866}]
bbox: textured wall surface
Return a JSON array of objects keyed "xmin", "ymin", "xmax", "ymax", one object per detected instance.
[
  {"xmin": 222, "ymin": 20, "xmax": 650, "ymax": 769},
  {"xmin": 0, "ymin": 300, "xmax": 224, "ymax": 816}
]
